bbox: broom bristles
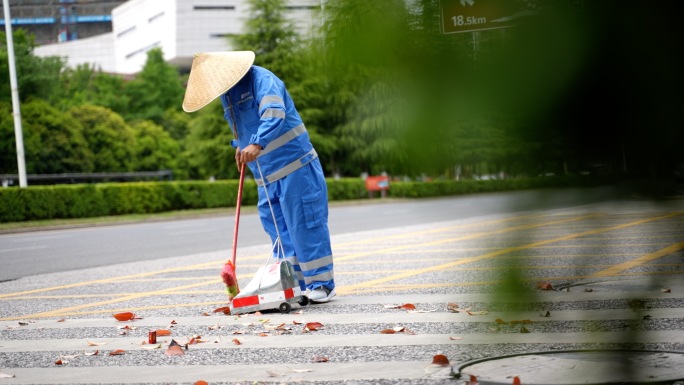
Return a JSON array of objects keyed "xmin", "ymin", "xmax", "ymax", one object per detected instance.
[{"xmin": 221, "ymin": 261, "xmax": 239, "ymax": 300}]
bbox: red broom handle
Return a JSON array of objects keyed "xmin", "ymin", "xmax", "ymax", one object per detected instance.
[{"xmin": 231, "ymin": 163, "xmax": 246, "ymax": 266}]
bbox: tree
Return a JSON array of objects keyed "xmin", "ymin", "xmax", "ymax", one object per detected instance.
[
  {"xmin": 130, "ymin": 120, "xmax": 181, "ymax": 175},
  {"xmin": 58, "ymin": 64, "xmax": 131, "ymax": 116},
  {"xmin": 228, "ymin": 0, "xmax": 304, "ymax": 84},
  {"xmin": 0, "ymin": 29, "xmax": 65, "ymax": 104},
  {"xmin": 7, "ymin": 99, "xmax": 94, "ymax": 174},
  {"xmin": 319, "ymin": 0, "xmax": 415, "ymax": 176},
  {"xmin": 182, "ymin": 103, "xmax": 235, "ymax": 180},
  {"xmin": 125, "ymin": 48, "xmax": 185, "ymax": 124},
  {"xmin": 68, "ymin": 105, "xmax": 135, "ymax": 172}
]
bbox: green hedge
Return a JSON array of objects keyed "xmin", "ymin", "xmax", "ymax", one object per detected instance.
[{"xmin": 0, "ymin": 176, "xmax": 606, "ymax": 223}]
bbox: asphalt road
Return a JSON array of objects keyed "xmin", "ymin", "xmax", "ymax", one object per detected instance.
[
  {"xmin": 0, "ymin": 186, "xmax": 627, "ymax": 282},
  {"xmin": 0, "ymin": 184, "xmax": 683, "ymax": 384}
]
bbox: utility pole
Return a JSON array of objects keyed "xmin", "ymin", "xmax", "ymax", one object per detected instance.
[{"xmin": 3, "ymin": 0, "xmax": 28, "ymax": 187}]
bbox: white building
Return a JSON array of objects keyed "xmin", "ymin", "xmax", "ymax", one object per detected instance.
[{"xmin": 34, "ymin": 0, "xmax": 320, "ymax": 75}]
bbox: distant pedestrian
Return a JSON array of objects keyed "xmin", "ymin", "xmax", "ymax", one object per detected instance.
[{"xmin": 182, "ymin": 51, "xmax": 336, "ymax": 303}]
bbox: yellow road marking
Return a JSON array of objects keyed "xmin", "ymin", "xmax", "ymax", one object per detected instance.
[
  {"xmin": 335, "ymin": 214, "xmax": 597, "ymax": 263},
  {"xmin": 338, "ymin": 212, "xmax": 682, "ymax": 295},
  {"xmin": 588, "ymin": 241, "xmax": 684, "ymax": 278},
  {"xmin": 2, "ymin": 212, "xmax": 681, "ymax": 319}
]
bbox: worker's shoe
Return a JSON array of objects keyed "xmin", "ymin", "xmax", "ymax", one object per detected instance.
[{"xmin": 307, "ymin": 287, "xmax": 336, "ymax": 303}]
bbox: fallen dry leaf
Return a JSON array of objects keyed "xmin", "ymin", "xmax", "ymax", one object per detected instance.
[
  {"xmin": 194, "ymin": 381, "xmax": 208, "ymax": 385},
  {"xmin": 165, "ymin": 345, "xmax": 185, "ymax": 356},
  {"xmin": 213, "ymin": 306, "xmax": 231, "ymax": 315},
  {"xmin": 431, "ymin": 354, "xmax": 449, "ymax": 366},
  {"xmin": 467, "ymin": 310, "xmax": 488, "ymax": 315},
  {"xmin": 109, "ymin": 349, "xmax": 125, "ymax": 355},
  {"xmin": 86, "ymin": 340, "xmax": 110, "ymax": 346},
  {"xmin": 512, "ymin": 376, "xmax": 521, "ymax": 385},
  {"xmin": 231, "ymin": 338, "xmax": 242, "ymax": 345},
  {"xmin": 466, "ymin": 374, "xmax": 479, "ymax": 385},
  {"xmin": 141, "ymin": 343, "xmax": 161, "ymax": 350},
  {"xmin": 83, "ymin": 350, "xmax": 99, "ymax": 356},
  {"xmin": 662, "ymin": 288, "xmax": 671, "ymax": 293},
  {"xmin": 537, "ymin": 281, "xmax": 554, "ymax": 290},
  {"xmin": 0, "ymin": 372, "xmax": 15, "ymax": 378},
  {"xmin": 55, "ymin": 359, "xmax": 64, "ymax": 365},
  {"xmin": 520, "ymin": 326, "xmax": 530, "ymax": 333},
  {"xmin": 156, "ymin": 329, "xmax": 172, "ymax": 336},
  {"xmin": 304, "ymin": 322, "xmax": 324, "ymax": 331},
  {"xmin": 57, "ymin": 318, "xmax": 65, "ymax": 322},
  {"xmin": 386, "ymin": 303, "xmax": 416, "ymax": 310},
  {"xmin": 312, "ymin": 355, "xmax": 329, "ymax": 363},
  {"xmin": 112, "ymin": 312, "xmax": 135, "ymax": 321},
  {"xmin": 584, "ymin": 287, "xmax": 593, "ymax": 292},
  {"xmin": 539, "ymin": 310, "xmax": 551, "ymax": 317},
  {"xmin": 449, "ymin": 336, "xmax": 462, "ymax": 340},
  {"xmin": 380, "ymin": 329, "xmax": 397, "ymax": 334},
  {"xmin": 510, "ymin": 319, "xmax": 533, "ymax": 325}
]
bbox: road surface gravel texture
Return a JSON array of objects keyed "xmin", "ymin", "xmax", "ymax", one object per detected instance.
[{"xmin": 1, "ymin": 192, "xmax": 683, "ymax": 385}]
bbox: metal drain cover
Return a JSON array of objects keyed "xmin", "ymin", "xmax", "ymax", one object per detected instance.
[{"xmin": 458, "ymin": 350, "xmax": 684, "ymax": 385}]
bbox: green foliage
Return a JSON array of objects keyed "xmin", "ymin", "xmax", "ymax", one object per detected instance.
[
  {"xmin": 0, "ymin": 180, "xmax": 257, "ymax": 221},
  {"xmin": 58, "ymin": 64, "xmax": 131, "ymax": 115},
  {"xmin": 130, "ymin": 120, "xmax": 181, "ymax": 174},
  {"xmin": 18, "ymin": 99, "xmax": 94, "ymax": 174},
  {"xmin": 182, "ymin": 102, "xmax": 236, "ymax": 180},
  {"xmin": 229, "ymin": 0, "xmax": 303, "ymax": 83},
  {"xmin": 68, "ymin": 105, "xmax": 135, "ymax": 172},
  {"xmin": 0, "ymin": 29, "xmax": 66, "ymax": 103},
  {"xmin": 125, "ymin": 48, "xmax": 185, "ymax": 123},
  {"xmin": 0, "ymin": 102, "xmax": 17, "ymax": 173},
  {"xmin": 0, "ymin": 176, "xmax": 606, "ymax": 223}
]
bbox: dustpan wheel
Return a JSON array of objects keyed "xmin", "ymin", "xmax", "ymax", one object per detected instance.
[
  {"xmin": 279, "ymin": 302, "xmax": 291, "ymax": 313},
  {"xmin": 298, "ymin": 296, "xmax": 309, "ymax": 306}
]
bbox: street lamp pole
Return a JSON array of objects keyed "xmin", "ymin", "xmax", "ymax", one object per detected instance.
[{"xmin": 3, "ymin": 0, "xmax": 28, "ymax": 187}]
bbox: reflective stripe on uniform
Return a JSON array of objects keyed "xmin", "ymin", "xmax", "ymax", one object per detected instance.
[
  {"xmin": 305, "ymin": 270, "xmax": 334, "ymax": 285},
  {"xmin": 261, "ymin": 108, "xmax": 286, "ymax": 120},
  {"xmin": 299, "ymin": 254, "xmax": 333, "ymax": 271},
  {"xmin": 258, "ymin": 123, "xmax": 307, "ymax": 156},
  {"xmin": 256, "ymin": 148, "xmax": 318, "ymax": 186},
  {"xmin": 259, "ymin": 95, "xmax": 284, "ymax": 111}
]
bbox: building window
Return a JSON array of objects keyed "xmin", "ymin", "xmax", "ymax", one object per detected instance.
[
  {"xmin": 117, "ymin": 25, "xmax": 136, "ymax": 38},
  {"xmin": 125, "ymin": 41, "xmax": 161, "ymax": 59},
  {"xmin": 193, "ymin": 6, "xmax": 236, "ymax": 10},
  {"xmin": 286, "ymin": 6, "xmax": 318, "ymax": 10},
  {"xmin": 149, "ymin": 12, "xmax": 165, "ymax": 23}
]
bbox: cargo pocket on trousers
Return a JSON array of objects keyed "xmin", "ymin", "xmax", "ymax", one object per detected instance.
[{"xmin": 302, "ymin": 191, "xmax": 324, "ymax": 229}]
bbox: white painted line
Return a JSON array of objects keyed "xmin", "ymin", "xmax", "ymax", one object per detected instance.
[{"xmin": 0, "ymin": 246, "xmax": 48, "ymax": 253}]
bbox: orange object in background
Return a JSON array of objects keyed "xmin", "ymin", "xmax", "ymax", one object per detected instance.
[{"xmin": 365, "ymin": 175, "xmax": 390, "ymax": 198}]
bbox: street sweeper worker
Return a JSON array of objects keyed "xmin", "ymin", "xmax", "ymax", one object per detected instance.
[{"xmin": 181, "ymin": 51, "xmax": 336, "ymax": 303}]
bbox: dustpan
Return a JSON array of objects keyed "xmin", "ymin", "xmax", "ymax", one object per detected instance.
[
  {"xmin": 229, "ymin": 159, "xmax": 309, "ymax": 315},
  {"xmin": 229, "ymin": 238, "xmax": 308, "ymax": 315}
]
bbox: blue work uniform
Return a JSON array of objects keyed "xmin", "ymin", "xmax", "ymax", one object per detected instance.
[{"xmin": 220, "ymin": 66, "xmax": 335, "ymax": 293}]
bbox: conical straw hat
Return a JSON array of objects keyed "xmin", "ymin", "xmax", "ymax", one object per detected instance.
[{"xmin": 182, "ymin": 51, "xmax": 256, "ymax": 112}]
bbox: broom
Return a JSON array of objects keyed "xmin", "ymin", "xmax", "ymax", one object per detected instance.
[{"xmin": 221, "ymin": 163, "xmax": 246, "ymax": 301}]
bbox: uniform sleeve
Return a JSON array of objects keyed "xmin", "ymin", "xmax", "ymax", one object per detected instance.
[{"xmin": 250, "ymin": 72, "xmax": 287, "ymax": 150}]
